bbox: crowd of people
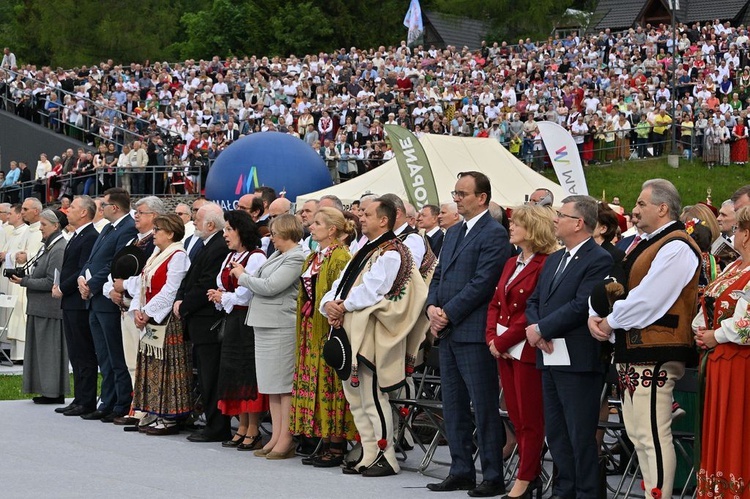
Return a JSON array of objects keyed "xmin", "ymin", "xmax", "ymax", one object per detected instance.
[
  {"xmin": 0, "ymin": 174, "xmax": 747, "ymax": 498},
  {"xmin": 4, "ymin": 18, "xmax": 750, "ymax": 183}
]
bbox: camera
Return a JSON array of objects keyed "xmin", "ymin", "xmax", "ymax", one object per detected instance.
[{"xmin": 3, "ymin": 267, "xmax": 25, "ymax": 279}]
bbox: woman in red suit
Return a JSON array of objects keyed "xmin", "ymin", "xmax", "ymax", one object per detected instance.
[{"xmin": 486, "ymin": 204, "xmax": 558, "ymax": 499}]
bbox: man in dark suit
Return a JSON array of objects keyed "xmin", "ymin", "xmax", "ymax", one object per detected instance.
[
  {"xmin": 426, "ymin": 171, "xmax": 512, "ymax": 497},
  {"xmin": 418, "ymin": 204, "xmax": 444, "ymax": 256},
  {"xmin": 52, "ymin": 195, "xmax": 99, "ymax": 416},
  {"xmin": 77, "ymin": 188, "xmax": 138, "ymax": 422},
  {"xmin": 173, "ymin": 202, "xmax": 230, "ymax": 442},
  {"xmin": 524, "ymin": 195, "xmax": 613, "ymax": 499}
]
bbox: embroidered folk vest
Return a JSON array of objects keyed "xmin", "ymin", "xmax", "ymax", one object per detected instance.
[{"xmin": 614, "ymin": 229, "xmax": 700, "ymax": 363}]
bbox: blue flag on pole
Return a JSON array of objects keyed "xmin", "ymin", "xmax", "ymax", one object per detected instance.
[{"xmin": 403, "ymin": 0, "xmax": 423, "ymax": 45}]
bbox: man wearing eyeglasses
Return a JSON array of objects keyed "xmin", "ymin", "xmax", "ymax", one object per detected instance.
[
  {"xmin": 174, "ymin": 203, "xmax": 193, "ymax": 240},
  {"xmin": 107, "ymin": 196, "xmax": 164, "ymax": 400},
  {"xmin": 524, "ymin": 195, "xmax": 612, "ymax": 499},
  {"xmin": 77, "ymin": 188, "xmax": 138, "ymax": 422},
  {"xmin": 426, "ymin": 171, "xmax": 511, "ymax": 497}
]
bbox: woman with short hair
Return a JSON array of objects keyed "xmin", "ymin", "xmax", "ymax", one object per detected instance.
[
  {"xmin": 485, "ymin": 205, "xmax": 558, "ymax": 498},
  {"xmin": 231, "ymin": 214, "xmax": 305, "ymax": 459}
]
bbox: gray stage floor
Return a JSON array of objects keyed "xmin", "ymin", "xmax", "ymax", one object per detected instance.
[{"xmin": 1, "ymin": 398, "xmax": 455, "ymax": 499}]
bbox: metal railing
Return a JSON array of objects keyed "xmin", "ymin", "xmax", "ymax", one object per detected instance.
[{"xmin": 0, "ymin": 165, "xmax": 202, "ymax": 205}]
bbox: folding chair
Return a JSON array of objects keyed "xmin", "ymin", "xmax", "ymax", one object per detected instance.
[{"xmin": 0, "ymin": 294, "xmax": 17, "ymax": 366}]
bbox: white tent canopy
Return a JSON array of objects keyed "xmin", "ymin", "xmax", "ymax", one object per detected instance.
[{"xmin": 296, "ymin": 135, "xmax": 568, "ymax": 208}]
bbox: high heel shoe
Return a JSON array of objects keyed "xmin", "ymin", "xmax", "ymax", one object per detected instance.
[
  {"xmin": 237, "ymin": 433, "xmax": 263, "ymax": 451},
  {"xmin": 507, "ymin": 477, "xmax": 543, "ymax": 499},
  {"xmin": 221, "ymin": 433, "xmax": 246, "ymax": 448}
]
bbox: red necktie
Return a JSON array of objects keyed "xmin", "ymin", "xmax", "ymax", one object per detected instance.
[{"xmin": 625, "ymin": 234, "xmax": 642, "ymax": 255}]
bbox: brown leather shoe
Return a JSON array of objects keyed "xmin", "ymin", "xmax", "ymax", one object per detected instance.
[{"xmin": 113, "ymin": 416, "xmax": 140, "ymax": 426}]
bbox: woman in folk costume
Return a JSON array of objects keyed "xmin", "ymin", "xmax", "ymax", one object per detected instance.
[
  {"xmin": 291, "ymin": 208, "xmax": 357, "ymax": 467},
  {"xmin": 693, "ymin": 206, "xmax": 750, "ymax": 498},
  {"xmin": 731, "ymin": 115, "xmax": 749, "ymax": 164},
  {"xmin": 207, "ymin": 210, "xmax": 268, "ymax": 451},
  {"xmin": 128, "ymin": 214, "xmax": 192, "ymax": 435},
  {"xmin": 14, "ymin": 210, "xmax": 68, "ymax": 403}
]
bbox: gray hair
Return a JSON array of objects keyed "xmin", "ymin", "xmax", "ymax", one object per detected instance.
[
  {"xmin": 76, "ymin": 195, "xmax": 96, "ymax": 220},
  {"xmin": 135, "ymin": 196, "xmax": 166, "ymax": 215},
  {"xmin": 379, "ymin": 193, "xmax": 406, "ymax": 214},
  {"xmin": 25, "ymin": 197, "xmax": 43, "ymax": 212},
  {"xmin": 722, "ymin": 199, "xmax": 734, "ymax": 208},
  {"xmin": 39, "ymin": 209, "xmax": 61, "ymax": 226},
  {"xmin": 561, "ymin": 195, "xmax": 598, "ymax": 233},
  {"xmin": 320, "ymin": 194, "xmax": 344, "ymax": 211},
  {"xmin": 359, "ymin": 193, "xmax": 378, "ymax": 204},
  {"xmin": 440, "ymin": 201, "xmax": 458, "ymax": 213},
  {"xmin": 200, "ymin": 202, "xmax": 225, "ymax": 232},
  {"xmin": 642, "ymin": 178, "xmax": 681, "ymax": 221}
]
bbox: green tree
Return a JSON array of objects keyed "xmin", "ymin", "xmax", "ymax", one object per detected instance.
[{"xmin": 267, "ymin": 2, "xmax": 333, "ymax": 56}]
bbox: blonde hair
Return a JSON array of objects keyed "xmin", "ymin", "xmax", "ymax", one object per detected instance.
[
  {"xmin": 681, "ymin": 204, "xmax": 720, "ymax": 242},
  {"xmin": 270, "ymin": 214, "xmax": 303, "ymax": 242},
  {"xmin": 510, "ymin": 204, "xmax": 558, "ymax": 255},
  {"xmin": 316, "ymin": 207, "xmax": 356, "ymax": 242},
  {"xmin": 737, "ymin": 206, "xmax": 750, "ymax": 231}
]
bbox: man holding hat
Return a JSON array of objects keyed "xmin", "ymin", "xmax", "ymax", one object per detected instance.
[{"xmin": 321, "ymin": 196, "xmax": 428, "ymax": 477}]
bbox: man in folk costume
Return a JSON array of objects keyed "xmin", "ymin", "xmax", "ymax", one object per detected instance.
[
  {"xmin": 3, "ymin": 198, "xmax": 44, "ymax": 361},
  {"xmin": 380, "ymin": 193, "xmax": 437, "ymax": 449},
  {"xmin": 105, "ymin": 196, "xmax": 161, "ymax": 386},
  {"xmin": 590, "ymin": 179, "xmax": 700, "ymax": 498},
  {"xmin": 321, "ymin": 197, "xmax": 428, "ymax": 477}
]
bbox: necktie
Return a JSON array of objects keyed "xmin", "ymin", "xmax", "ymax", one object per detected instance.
[
  {"xmin": 455, "ymin": 222, "xmax": 467, "ymax": 247},
  {"xmin": 625, "ymin": 234, "xmax": 642, "ymax": 255},
  {"xmin": 551, "ymin": 251, "xmax": 570, "ymax": 288}
]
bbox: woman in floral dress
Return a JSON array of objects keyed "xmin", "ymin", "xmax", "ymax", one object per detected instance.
[
  {"xmin": 693, "ymin": 206, "xmax": 750, "ymax": 498},
  {"xmin": 290, "ymin": 208, "xmax": 357, "ymax": 467}
]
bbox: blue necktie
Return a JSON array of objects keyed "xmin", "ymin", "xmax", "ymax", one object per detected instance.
[{"xmin": 551, "ymin": 251, "xmax": 570, "ymax": 288}]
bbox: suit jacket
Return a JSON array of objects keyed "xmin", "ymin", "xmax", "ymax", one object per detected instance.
[
  {"xmin": 485, "ymin": 253, "xmax": 548, "ymax": 364},
  {"xmin": 21, "ymin": 233, "xmax": 65, "ymax": 319},
  {"xmin": 426, "ymin": 212, "xmax": 511, "ymax": 343},
  {"xmin": 426, "ymin": 229, "xmax": 444, "ymax": 256},
  {"xmin": 81, "ymin": 215, "xmax": 138, "ymax": 312},
  {"xmin": 240, "ymin": 245, "xmax": 305, "ymax": 329},
  {"xmin": 60, "ymin": 224, "xmax": 98, "ymax": 310},
  {"xmin": 615, "ymin": 234, "xmax": 636, "ymax": 252},
  {"xmin": 525, "ymin": 238, "xmax": 613, "ymax": 372},
  {"xmin": 176, "ymin": 232, "xmax": 229, "ymax": 344}
]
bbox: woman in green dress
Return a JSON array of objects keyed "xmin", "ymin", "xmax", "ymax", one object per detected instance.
[{"xmin": 290, "ymin": 207, "xmax": 357, "ymax": 467}]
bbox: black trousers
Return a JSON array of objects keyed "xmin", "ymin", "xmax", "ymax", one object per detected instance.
[
  {"xmin": 193, "ymin": 342, "xmax": 231, "ymax": 439},
  {"xmin": 62, "ymin": 308, "xmax": 98, "ymax": 411}
]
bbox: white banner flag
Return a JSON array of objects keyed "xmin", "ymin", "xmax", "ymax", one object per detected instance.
[
  {"xmin": 403, "ymin": 0, "xmax": 423, "ymax": 45},
  {"xmin": 537, "ymin": 121, "xmax": 589, "ymax": 196}
]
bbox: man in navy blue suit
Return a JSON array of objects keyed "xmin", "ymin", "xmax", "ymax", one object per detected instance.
[
  {"xmin": 52, "ymin": 195, "xmax": 99, "ymax": 416},
  {"xmin": 524, "ymin": 195, "xmax": 612, "ymax": 499},
  {"xmin": 77, "ymin": 188, "xmax": 138, "ymax": 421},
  {"xmin": 426, "ymin": 171, "xmax": 511, "ymax": 498}
]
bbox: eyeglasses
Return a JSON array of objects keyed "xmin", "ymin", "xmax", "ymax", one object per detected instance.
[
  {"xmin": 101, "ymin": 202, "xmax": 115, "ymax": 208},
  {"xmin": 556, "ymin": 211, "xmax": 581, "ymax": 220},
  {"xmin": 153, "ymin": 226, "xmax": 163, "ymax": 232},
  {"xmin": 450, "ymin": 190, "xmax": 477, "ymax": 200},
  {"xmin": 175, "ymin": 211, "xmax": 190, "ymax": 217},
  {"xmin": 191, "ymin": 207, "xmax": 200, "ymax": 212},
  {"xmin": 135, "ymin": 211, "xmax": 154, "ymax": 216}
]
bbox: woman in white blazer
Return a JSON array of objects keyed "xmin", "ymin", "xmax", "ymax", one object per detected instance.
[{"xmin": 232, "ymin": 214, "xmax": 305, "ymax": 460}]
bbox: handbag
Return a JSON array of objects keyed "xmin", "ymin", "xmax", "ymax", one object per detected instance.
[{"xmin": 210, "ymin": 315, "xmax": 227, "ymax": 342}]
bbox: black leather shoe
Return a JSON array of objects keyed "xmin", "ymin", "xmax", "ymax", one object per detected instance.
[
  {"xmin": 64, "ymin": 406, "xmax": 92, "ymax": 417},
  {"xmin": 80, "ymin": 410, "xmax": 110, "ymax": 420},
  {"xmin": 101, "ymin": 412, "xmax": 125, "ymax": 423},
  {"xmin": 32, "ymin": 395, "xmax": 65, "ymax": 405},
  {"xmin": 361, "ymin": 455, "xmax": 397, "ymax": 477},
  {"xmin": 467, "ymin": 480, "xmax": 506, "ymax": 498},
  {"xmin": 427, "ymin": 475, "xmax": 476, "ymax": 492},
  {"xmin": 186, "ymin": 432, "xmax": 227, "ymax": 443},
  {"xmin": 55, "ymin": 403, "xmax": 78, "ymax": 413}
]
